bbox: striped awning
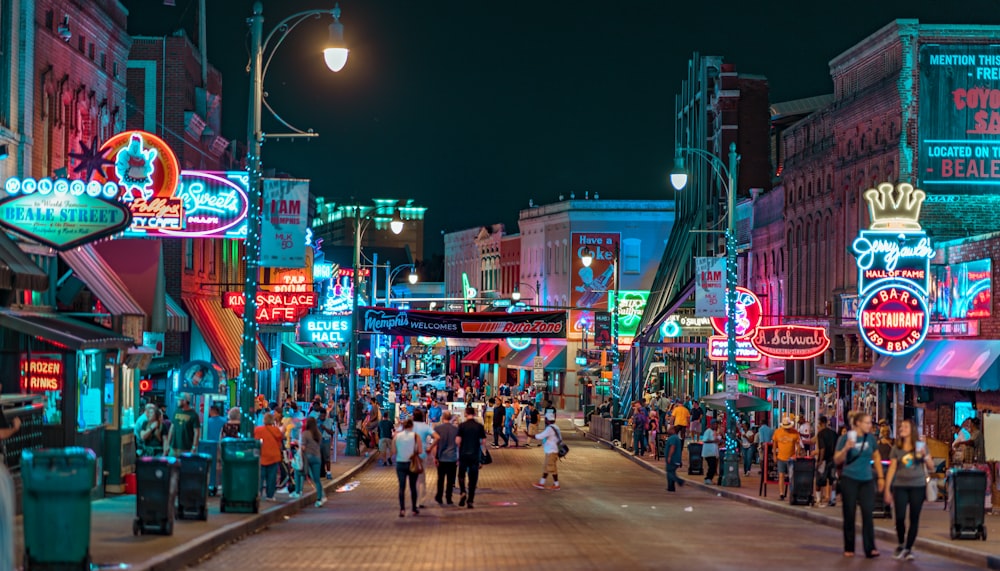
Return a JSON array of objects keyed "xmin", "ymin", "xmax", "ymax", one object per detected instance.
[
  {"xmin": 0, "ymin": 232, "xmax": 48, "ymax": 291},
  {"xmin": 165, "ymin": 293, "xmax": 189, "ymax": 332},
  {"xmin": 182, "ymin": 295, "xmax": 272, "ymax": 379},
  {"xmin": 0, "ymin": 309, "xmax": 135, "ymax": 350},
  {"xmin": 60, "ymin": 244, "xmax": 144, "ymax": 318}
]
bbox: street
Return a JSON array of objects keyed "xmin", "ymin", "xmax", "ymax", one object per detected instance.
[{"xmin": 191, "ymin": 425, "xmax": 978, "ymax": 571}]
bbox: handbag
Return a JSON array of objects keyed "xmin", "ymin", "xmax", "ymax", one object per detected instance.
[
  {"xmin": 480, "ymin": 447, "xmax": 493, "ymax": 465},
  {"xmin": 409, "ymin": 434, "xmax": 424, "ymax": 474},
  {"xmin": 924, "ymin": 464, "xmax": 938, "ymax": 503}
]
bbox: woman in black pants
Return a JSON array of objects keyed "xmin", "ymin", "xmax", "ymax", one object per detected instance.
[
  {"xmin": 392, "ymin": 419, "xmax": 422, "ymax": 517},
  {"xmin": 833, "ymin": 411, "xmax": 885, "ymax": 559},
  {"xmin": 884, "ymin": 419, "xmax": 935, "ymax": 561}
]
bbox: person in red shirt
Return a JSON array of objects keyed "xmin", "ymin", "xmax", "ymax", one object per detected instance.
[{"xmin": 254, "ymin": 413, "xmax": 284, "ymax": 501}]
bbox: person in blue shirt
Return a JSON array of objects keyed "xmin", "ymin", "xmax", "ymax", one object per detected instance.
[
  {"xmin": 504, "ymin": 401, "xmax": 520, "ymax": 447},
  {"xmin": 428, "ymin": 402, "xmax": 443, "ymax": 424},
  {"xmin": 834, "ymin": 411, "xmax": 886, "ymax": 559},
  {"xmin": 664, "ymin": 426, "xmax": 685, "ymax": 492},
  {"xmin": 202, "ymin": 405, "xmax": 226, "ymax": 492}
]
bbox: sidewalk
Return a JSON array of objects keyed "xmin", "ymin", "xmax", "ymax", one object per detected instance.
[
  {"xmin": 14, "ymin": 438, "xmax": 375, "ymax": 571},
  {"xmin": 577, "ymin": 422, "xmax": 1000, "ymax": 570}
]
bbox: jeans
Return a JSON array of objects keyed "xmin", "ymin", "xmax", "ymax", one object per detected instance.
[
  {"xmin": 458, "ymin": 456, "xmax": 480, "ymax": 504},
  {"xmin": 435, "ymin": 460, "xmax": 458, "ymax": 503},
  {"xmin": 841, "ymin": 476, "xmax": 877, "ymax": 555},
  {"xmin": 307, "ymin": 455, "xmax": 324, "ymax": 502},
  {"xmin": 294, "ymin": 465, "xmax": 304, "ymax": 495},
  {"xmin": 505, "ymin": 424, "xmax": 519, "ymax": 446},
  {"xmin": 705, "ymin": 456, "xmax": 719, "ymax": 482},
  {"xmin": 633, "ymin": 431, "xmax": 647, "ymax": 455},
  {"xmin": 493, "ymin": 426, "xmax": 508, "ymax": 446},
  {"xmin": 321, "ymin": 439, "xmax": 332, "ymax": 474},
  {"xmin": 396, "ymin": 461, "xmax": 418, "ymax": 511},
  {"xmin": 893, "ymin": 485, "xmax": 925, "ymax": 550},
  {"xmin": 261, "ymin": 462, "xmax": 278, "ymax": 499},
  {"xmin": 742, "ymin": 446, "xmax": 754, "ymax": 474},
  {"xmin": 666, "ymin": 462, "xmax": 681, "ymax": 491}
]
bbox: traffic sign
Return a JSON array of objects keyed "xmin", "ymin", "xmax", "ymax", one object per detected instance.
[
  {"xmin": 533, "ymin": 356, "xmax": 545, "ymax": 369},
  {"xmin": 725, "ymin": 373, "xmax": 739, "ymax": 394},
  {"xmin": 533, "ymin": 367, "xmax": 544, "ymax": 382}
]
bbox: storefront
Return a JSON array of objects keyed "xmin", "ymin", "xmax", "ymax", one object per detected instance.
[
  {"xmin": 460, "ymin": 341, "xmax": 499, "ymax": 385},
  {"xmin": 501, "ymin": 342, "xmax": 567, "ymax": 397},
  {"xmin": 280, "ymin": 338, "xmax": 323, "ymax": 400}
]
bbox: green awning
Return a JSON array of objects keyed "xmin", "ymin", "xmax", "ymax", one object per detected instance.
[{"xmin": 282, "ymin": 341, "xmax": 324, "ymax": 369}]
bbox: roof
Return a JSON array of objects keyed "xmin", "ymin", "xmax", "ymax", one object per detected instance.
[
  {"xmin": 769, "ymin": 94, "xmax": 835, "ymax": 122},
  {"xmin": 0, "ymin": 310, "xmax": 135, "ymax": 350},
  {"xmin": 60, "ymin": 244, "xmax": 145, "ymax": 318},
  {"xmin": 0, "ymin": 232, "xmax": 48, "ymax": 291}
]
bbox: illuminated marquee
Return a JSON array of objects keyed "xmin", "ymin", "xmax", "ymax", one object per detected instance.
[
  {"xmin": 709, "ymin": 287, "xmax": 762, "ymax": 338},
  {"xmin": 223, "ymin": 291, "xmax": 317, "ymax": 323},
  {"xmin": 615, "ymin": 290, "xmax": 649, "ymax": 338},
  {"xmin": 299, "ymin": 314, "xmax": 350, "ymax": 344},
  {"xmin": 852, "ymin": 183, "xmax": 932, "ymax": 357},
  {"xmin": 19, "ymin": 354, "xmax": 64, "ymax": 392},
  {"xmin": 751, "ymin": 325, "xmax": 830, "ymax": 360},
  {"xmin": 707, "ymin": 336, "xmax": 761, "ymax": 362}
]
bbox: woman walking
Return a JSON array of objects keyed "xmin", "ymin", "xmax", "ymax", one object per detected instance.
[
  {"xmin": 884, "ymin": 419, "xmax": 934, "ymax": 561},
  {"xmin": 254, "ymin": 412, "xmax": 284, "ymax": 502},
  {"xmin": 301, "ymin": 417, "xmax": 327, "ymax": 507},
  {"xmin": 392, "ymin": 418, "xmax": 422, "ymax": 517},
  {"xmin": 833, "ymin": 411, "xmax": 885, "ymax": 559}
]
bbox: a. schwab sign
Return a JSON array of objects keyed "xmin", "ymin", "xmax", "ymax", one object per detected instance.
[{"xmin": 359, "ymin": 307, "xmax": 567, "ymax": 339}]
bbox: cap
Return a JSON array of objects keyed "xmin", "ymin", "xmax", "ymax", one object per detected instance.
[{"xmin": 545, "ymin": 411, "xmax": 556, "ymax": 422}]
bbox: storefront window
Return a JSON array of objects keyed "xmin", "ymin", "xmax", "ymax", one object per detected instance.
[
  {"xmin": 121, "ymin": 366, "xmax": 137, "ymax": 430},
  {"xmin": 77, "ymin": 351, "xmax": 103, "ymax": 430}
]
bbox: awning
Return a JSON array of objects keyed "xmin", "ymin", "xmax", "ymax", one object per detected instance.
[
  {"xmin": 743, "ymin": 366, "xmax": 785, "ymax": 387},
  {"xmin": 868, "ymin": 339, "xmax": 1000, "ymax": 391},
  {"xmin": 60, "ymin": 244, "xmax": 145, "ymax": 318},
  {"xmin": 165, "ymin": 293, "xmax": 189, "ymax": 333},
  {"xmin": 702, "ymin": 392, "xmax": 771, "ymax": 412},
  {"xmin": 93, "ymin": 239, "xmax": 167, "ymax": 332},
  {"xmin": 0, "ymin": 232, "xmax": 48, "ymax": 291},
  {"xmin": 282, "ymin": 341, "xmax": 324, "ymax": 369},
  {"xmin": 324, "ymin": 354, "xmax": 346, "ymax": 374},
  {"xmin": 637, "ymin": 279, "xmax": 695, "ymax": 343},
  {"xmin": 182, "ymin": 295, "xmax": 272, "ymax": 379},
  {"xmin": 577, "ymin": 362, "xmax": 603, "ymax": 377},
  {"xmin": 502, "ymin": 344, "xmax": 567, "ymax": 371},
  {"xmin": 816, "ymin": 362, "xmax": 871, "ymax": 381},
  {"xmin": 0, "ymin": 309, "xmax": 135, "ymax": 350},
  {"xmin": 461, "ymin": 341, "xmax": 499, "ymax": 365}
]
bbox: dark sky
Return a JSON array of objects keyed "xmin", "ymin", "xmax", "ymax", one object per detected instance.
[{"xmin": 123, "ymin": 0, "xmax": 1000, "ymax": 258}]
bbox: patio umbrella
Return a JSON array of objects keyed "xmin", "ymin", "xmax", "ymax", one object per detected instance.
[{"xmin": 700, "ymin": 392, "xmax": 771, "ymax": 412}]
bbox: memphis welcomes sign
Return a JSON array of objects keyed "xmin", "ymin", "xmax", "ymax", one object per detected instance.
[{"xmin": 359, "ymin": 307, "xmax": 567, "ymax": 339}]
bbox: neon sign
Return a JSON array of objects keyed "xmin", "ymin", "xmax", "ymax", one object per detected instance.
[
  {"xmin": 125, "ymin": 171, "xmax": 248, "ymax": 239},
  {"xmin": 0, "ymin": 177, "xmax": 131, "ymax": 250},
  {"xmin": 751, "ymin": 325, "xmax": 830, "ymax": 360},
  {"xmin": 707, "ymin": 337, "xmax": 761, "ymax": 362},
  {"xmin": 709, "ymin": 287, "xmax": 762, "ymax": 338},
  {"xmin": 223, "ymin": 291, "xmax": 317, "ymax": 323},
  {"xmin": 19, "ymin": 354, "xmax": 64, "ymax": 392},
  {"xmin": 930, "ymin": 259, "xmax": 992, "ymax": 320},
  {"xmin": 507, "ymin": 338, "xmax": 532, "ymax": 351},
  {"xmin": 299, "ymin": 314, "xmax": 350, "ymax": 344},
  {"xmin": 852, "ymin": 183, "xmax": 932, "ymax": 357},
  {"xmin": 99, "ymin": 130, "xmax": 181, "ymax": 203},
  {"xmin": 615, "ymin": 290, "xmax": 649, "ymax": 338}
]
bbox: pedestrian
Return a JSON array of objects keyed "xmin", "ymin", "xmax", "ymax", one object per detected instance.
[
  {"xmin": 664, "ymin": 426, "xmax": 685, "ymax": 492},
  {"xmin": 532, "ymin": 411, "xmax": 563, "ymax": 491},
  {"xmin": 522, "ymin": 402, "xmax": 538, "ymax": 446},
  {"xmin": 953, "ymin": 417, "xmax": 985, "ymax": 465},
  {"xmin": 254, "ymin": 412, "xmax": 284, "ymax": 502},
  {"xmin": 701, "ymin": 419, "xmax": 720, "ymax": 485},
  {"xmin": 377, "ymin": 411, "xmax": 395, "ymax": 466},
  {"xmin": 504, "ymin": 400, "xmax": 520, "ymax": 447},
  {"xmin": 411, "ymin": 409, "xmax": 434, "ymax": 508},
  {"xmin": 798, "ymin": 415, "xmax": 815, "ymax": 454},
  {"xmin": 833, "ymin": 410, "xmax": 885, "ymax": 559},
  {"xmin": 135, "ymin": 404, "xmax": 164, "ymax": 457},
  {"xmin": 392, "ymin": 419, "xmax": 422, "ymax": 517},
  {"xmin": 631, "ymin": 402, "xmax": 649, "ymax": 457},
  {"xmin": 688, "ymin": 401, "xmax": 702, "ymax": 442},
  {"xmin": 815, "ymin": 415, "xmax": 837, "ymax": 507},
  {"xmin": 740, "ymin": 421, "xmax": 755, "ymax": 476},
  {"xmin": 492, "ymin": 398, "xmax": 508, "ymax": 448},
  {"xmin": 222, "ymin": 407, "xmax": 242, "ymax": 438},
  {"xmin": 772, "ymin": 415, "xmax": 801, "ymax": 499},
  {"xmin": 429, "ymin": 410, "xmax": 459, "ymax": 506},
  {"xmin": 884, "ymin": 418, "xmax": 934, "ymax": 561},
  {"xmin": 455, "ymin": 407, "xmax": 486, "ymax": 509},
  {"xmin": 670, "ymin": 401, "xmax": 690, "ymax": 442},
  {"xmin": 301, "ymin": 417, "xmax": 327, "ymax": 507},
  {"xmin": 318, "ymin": 409, "xmax": 336, "ymax": 478},
  {"xmin": 428, "ymin": 400, "xmax": 443, "ymax": 424},
  {"xmin": 165, "ymin": 393, "xmax": 201, "ymax": 457}
]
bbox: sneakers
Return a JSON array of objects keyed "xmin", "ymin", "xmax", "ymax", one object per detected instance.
[
  {"xmin": 315, "ymin": 500, "xmax": 323, "ymax": 507},
  {"xmin": 533, "ymin": 482, "xmax": 546, "ymax": 490},
  {"xmin": 458, "ymin": 494, "xmax": 467, "ymax": 507},
  {"xmin": 550, "ymin": 483, "xmax": 560, "ymax": 491},
  {"xmin": 893, "ymin": 546, "xmax": 904, "ymax": 559},
  {"xmin": 704, "ymin": 478, "xmax": 713, "ymax": 485},
  {"xmin": 319, "ymin": 497, "xmax": 327, "ymax": 506},
  {"xmin": 289, "ymin": 492, "xmax": 301, "ymax": 499},
  {"xmin": 905, "ymin": 550, "xmax": 915, "ymax": 561}
]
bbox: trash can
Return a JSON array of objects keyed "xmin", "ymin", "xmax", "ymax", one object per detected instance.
[
  {"xmin": 21, "ymin": 447, "xmax": 96, "ymax": 570},
  {"xmin": 220, "ymin": 438, "xmax": 261, "ymax": 514},
  {"xmin": 948, "ymin": 468, "xmax": 987, "ymax": 540},
  {"xmin": 582, "ymin": 405, "xmax": 595, "ymax": 426},
  {"xmin": 134, "ymin": 456, "xmax": 180, "ymax": 536},
  {"xmin": 871, "ymin": 461, "xmax": 892, "ymax": 519},
  {"xmin": 199, "ymin": 439, "xmax": 221, "ymax": 496},
  {"xmin": 687, "ymin": 442, "xmax": 704, "ymax": 475},
  {"xmin": 177, "ymin": 452, "xmax": 212, "ymax": 521},
  {"xmin": 788, "ymin": 457, "xmax": 815, "ymax": 506}
]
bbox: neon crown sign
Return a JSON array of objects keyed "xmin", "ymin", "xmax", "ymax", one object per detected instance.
[{"xmin": 864, "ymin": 182, "xmax": 926, "ymax": 231}]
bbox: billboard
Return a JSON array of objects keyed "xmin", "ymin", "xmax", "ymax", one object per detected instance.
[
  {"xmin": 929, "ymin": 258, "xmax": 992, "ymax": 320},
  {"xmin": 695, "ymin": 257, "xmax": 727, "ymax": 317},
  {"xmin": 261, "ymin": 178, "xmax": 309, "ymax": 268},
  {"xmin": 570, "ymin": 232, "xmax": 619, "ymax": 336},
  {"xmin": 918, "ymin": 44, "xmax": 1000, "ymax": 193}
]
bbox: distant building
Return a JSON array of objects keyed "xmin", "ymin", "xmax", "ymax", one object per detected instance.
[{"xmin": 312, "ymin": 198, "xmax": 428, "ymax": 263}]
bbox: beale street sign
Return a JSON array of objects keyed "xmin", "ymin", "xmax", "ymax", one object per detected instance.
[{"xmin": 223, "ymin": 291, "xmax": 317, "ymax": 324}]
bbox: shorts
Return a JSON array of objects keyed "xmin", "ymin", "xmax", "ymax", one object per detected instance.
[
  {"xmin": 379, "ymin": 438, "xmax": 392, "ymax": 454},
  {"xmin": 816, "ymin": 460, "xmax": 836, "ymax": 486},
  {"xmin": 544, "ymin": 452, "xmax": 559, "ymax": 474},
  {"xmin": 689, "ymin": 420, "xmax": 701, "ymax": 435},
  {"xmin": 776, "ymin": 459, "xmax": 791, "ymax": 475},
  {"xmin": 527, "ymin": 423, "xmax": 538, "ymax": 437}
]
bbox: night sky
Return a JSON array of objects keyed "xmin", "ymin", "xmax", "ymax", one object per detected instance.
[{"xmin": 123, "ymin": 0, "xmax": 1000, "ymax": 258}]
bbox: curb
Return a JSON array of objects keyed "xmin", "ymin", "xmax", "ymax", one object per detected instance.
[
  {"xmin": 576, "ymin": 425, "xmax": 1000, "ymax": 570},
  {"xmin": 133, "ymin": 454, "xmax": 377, "ymax": 571}
]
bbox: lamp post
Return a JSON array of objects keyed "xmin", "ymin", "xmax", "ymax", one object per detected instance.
[
  {"xmin": 242, "ymin": 2, "xmax": 348, "ymax": 428},
  {"xmin": 670, "ymin": 141, "xmax": 742, "ymax": 488},
  {"xmin": 345, "ymin": 205, "xmax": 404, "ymax": 456}
]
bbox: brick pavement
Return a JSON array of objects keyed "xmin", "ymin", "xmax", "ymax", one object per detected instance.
[{"xmin": 191, "ymin": 422, "xmax": 977, "ymax": 571}]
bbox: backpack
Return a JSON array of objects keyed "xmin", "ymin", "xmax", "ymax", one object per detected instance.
[{"xmin": 554, "ymin": 426, "xmax": 570, "ymax": 458}]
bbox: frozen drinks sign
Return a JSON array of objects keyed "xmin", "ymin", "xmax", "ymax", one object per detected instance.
[{"xmin": 852, "ymin": 183, "xmax": 932, "ymax": 357}]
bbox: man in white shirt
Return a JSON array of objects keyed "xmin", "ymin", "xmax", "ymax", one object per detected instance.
[
  {"xmin": 532, "ymin": 412, "xmax": 562, "ymax": 491},
  {"xmin": 701, "ymin": 420, "xmax": 720, "ymax": 485},
  {"xmin": 411, "ymin": 409, "xmax": 435, "ymax": 507}
]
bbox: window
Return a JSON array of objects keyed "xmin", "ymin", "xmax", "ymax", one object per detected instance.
[
  {"xmin": 78, "ymin": 35, "xmax": 85, "ymax": 53},
  {"xmin": 622, "ymin": 238, "xmax": 641, "ymax": 274},
  {"xmin": 207, "ymin": 239, "xmax": 216, "ymax": 275},
  {"xmin": 100, "ymin": 52, "xmax": 106, "ymax": 70},
  {"xmin": 184, "ymin": 239, "xmax": 194, "ymax": 270},
  {"xmin": 112, "ymin": 61, "xmax": 119, "ymax": 78},
  {"xmin": 45, "ymin": 10, "xmax": 53, "ymax": 30},
  {"xmin": 88, "ymin": 43, "xmax": 94, "ymax": 61}
]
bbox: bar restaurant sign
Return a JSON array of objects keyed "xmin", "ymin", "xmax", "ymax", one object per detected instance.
[{"xmin": 851, "ymin": 183, "xmax": 933, "ymax": 357}]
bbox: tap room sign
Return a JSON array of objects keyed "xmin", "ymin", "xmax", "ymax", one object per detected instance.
[
  {"xmin": 0, "ymin": 177, "xmax": 131, "ymax": 250},
  {"xmin": 852, "ymin": 183, "xmax": 933, "ymax": 357},
  {"xmin": 918, "ymin": 44, "xmax": 1000, "ymax": 193}
]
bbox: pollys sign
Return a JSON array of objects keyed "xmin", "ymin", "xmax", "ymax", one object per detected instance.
[
  {"xmin": 852, "ymin": 183, "xmax": 933, "ymax": 357},
  {"xmin": 223, "ymin": 291, "xmax": 317, "ymax": 324}
]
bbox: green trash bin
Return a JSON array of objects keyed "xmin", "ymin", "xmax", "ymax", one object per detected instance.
[
  {"xmin": 220, "ymin": 438, "xmax": 261, "ymax": 514},
  {"xmin": 21, "ymin": 447, "xmax": 96, "ymax": 570}
]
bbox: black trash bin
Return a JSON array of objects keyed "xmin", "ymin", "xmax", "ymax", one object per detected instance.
[
  {"xmin": 177, "ymin": 452, "xmax": 212, "ymax": 521},
  {"xmin": 610, "ymin": 418, "xmax": 624, "ymax": 443},
  {"xmin": 872, "ymin": 461, "xmax": 892, "ymax": 518},
  {"xmin": 134, "ymin": 456, "xmax": 180, "ymax": 536},
  {"xmin": 788, "ymin": 457, "xmax": 815, "ymax": 506},
  {"xmin": 948, "ymin": 468, "xmax": 987, "ymax": 540},
  {"xmin": 687, "ymin": 442, "xmax": 704, "ymax": 475}
]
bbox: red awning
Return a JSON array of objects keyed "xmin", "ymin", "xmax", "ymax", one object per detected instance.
[
  {"xmin": 182, "ymin": 295, "xmax": 272, "ymax": 379},
  {"xmin": 461, "ymin": 341, "xmax": 499, "ymax": 365}
]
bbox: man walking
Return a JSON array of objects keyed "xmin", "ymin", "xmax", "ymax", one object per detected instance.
[
  {"xmin": 377, "ymin": 412, "xmax": 395, "ymax": 466},
  {"xmin": 816, "ymin": 415, "xmax": 838, "ymax": 507},
  {"xmin": 631, "ymin": 403, "xmax": 649, "ymax": 457},
  {"xmin": 532, "ymin": 412, "xmax": 562, "ymax": 491},
  {"xmin": 429, "ymin": 410, "xmax": 459, "ymax": 506},
  {"xmin": 701, "ymin": 419, "xmax": 720, "ymax": 485},
  {"xmin": 492, "ymin": 398, "xmax": 508, "ymax": 448},
  {"xmin": 455, "ymin": 407, "xmax": 487, "ymax": 509},
  {"xmin": 773, "ymin": 415, "xmax": 802, "ymax": 500},
  {"xmin": 689, "ymin": 401, "xmax": 703, "ymax": 442},
  {"xmin": 671, "ymin": 400, "xmax": 691, "ymax": 442},
  {"xmin": 165, "ymin": 393, "xmax": 201, "ymax": 457},
  {"xmin": 665, "ymin": 426, "xmax": 685, "ymax": 492}
]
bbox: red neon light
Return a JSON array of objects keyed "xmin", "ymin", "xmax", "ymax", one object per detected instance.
[
  {"xmin": 709, "ymin": 287, "xmax": 763, "ymax": 338},
  {"xmin": 222, "ymin": 291, "xmax": 318, "ymax": 323},
  {"xmin": 19, "ymin": 354, "xmax": 64, "ymax": 392},
  {"xmin": 751, "ymin": 325, "xmax": 830, "ymax": 361},
  {"xmin": 139, "ymin": 379, "xmax": 153, "ymax": 392},
  {"xmin": 706, "ymin": 336, "xmax": 762, "ymax": 362}
]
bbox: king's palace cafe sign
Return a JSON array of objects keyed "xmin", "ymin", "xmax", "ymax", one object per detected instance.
[{"xmin": 851, "ymin": 183, "xmax": 934, "ymax": 357}]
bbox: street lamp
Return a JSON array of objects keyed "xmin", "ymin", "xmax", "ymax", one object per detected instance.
[
  {"xmin": 581, "ymin": 248, "xmax": 621, "ymax": 415},
  {"xmin": 242, "ymin": 2, "xmax": 348, "ymax": 428},
  {"xmin": 670, "ymin": 141, "xmax": 742, "ymax": 488},
  {"xmin": 346, "ymin": 205, "xmax": 404, "ymax": 456}
]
